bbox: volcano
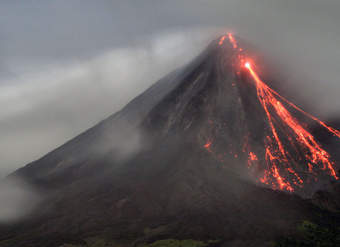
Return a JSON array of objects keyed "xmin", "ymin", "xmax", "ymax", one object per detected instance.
[{"xmin": 1, "ymin": 35, "xmax": 339, "ymax": 247}]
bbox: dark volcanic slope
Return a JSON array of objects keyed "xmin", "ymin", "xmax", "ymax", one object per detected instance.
[{"xmin": 1, "ymin": 37, "xmax": 339, "ymax": 246}]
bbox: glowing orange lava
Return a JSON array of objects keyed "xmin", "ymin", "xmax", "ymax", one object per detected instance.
[
  {"xmin": 204, "ymin": 140, "xmax": 212, "ymax": 152},
  {"xmin": 228, "ymin": 33, "xmax": 238, "ymax": 49},
  {"xmin": 209, "ymin": 33, "xmax": 340, "ymax": 192},
  {"xmin": 245, "ymin": 62, "xmax": 339, "ymax": 184},
  {"xmin": 219, "ymin": 35, "xmax": 226, "ymax": 46},
  {"xmin": 249, "ymin": 152, "xmax": 258, "ymax": 161},
  {"xmin": 248, "ymin": 151, "xmax": 258, "ymax": 168}
]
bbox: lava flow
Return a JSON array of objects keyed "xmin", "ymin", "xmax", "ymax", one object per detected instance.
[
  {"xmin": 211, "ymin": 33, "xmax": 340, "ymax": 192},
  {"xmin": 247, "ymin": 61, "xmax": 338, "ymax": 182}
]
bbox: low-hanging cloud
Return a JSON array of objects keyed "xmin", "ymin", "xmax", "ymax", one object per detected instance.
[
  {"xmin": 0, "ymin": 28, "xmax": 218, "ymax": 176},
  {"xmin": 0, "ymin": 177, "xmax": 40, "ymax": 223}
]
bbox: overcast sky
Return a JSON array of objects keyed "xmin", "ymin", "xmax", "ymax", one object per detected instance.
[{"xmin": 1, "ymin": 0, "xmax": 340, "ymax": 177}]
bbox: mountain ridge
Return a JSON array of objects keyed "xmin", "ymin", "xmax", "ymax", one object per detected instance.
[{"xmin": 1, "ymin": 36, "xmax": 339, "ymax": 247}]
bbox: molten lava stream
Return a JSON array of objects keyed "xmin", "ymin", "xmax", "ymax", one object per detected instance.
[
  {"xmin": 245, "ymin": 61, "xmax": 339, "ymax": 191},
  {"xmin": 206, "ymin": 33, "xmax": 340, "ymax": 192}
]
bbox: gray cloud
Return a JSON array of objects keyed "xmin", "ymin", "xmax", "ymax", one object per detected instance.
[
  {"xmin": 0, "ymin": 177, "xmax": 40, "ymax": 222},
  {"xmin": 1, "ymin": 0, "xmax": 340, "ymax": 176},
  {"xmin": 0, "ymin": 28, "xmax": 217, "ymax": 177}
]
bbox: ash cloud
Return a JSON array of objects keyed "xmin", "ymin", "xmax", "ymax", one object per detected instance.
[{"xmin": 1, "ymin": 0, "xmax": 340, "ymax": 176}]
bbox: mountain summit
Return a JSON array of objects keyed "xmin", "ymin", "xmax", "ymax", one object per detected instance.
[{"xmin": 1, "ymin": 35, "xmax": 339, "ymax": 247}]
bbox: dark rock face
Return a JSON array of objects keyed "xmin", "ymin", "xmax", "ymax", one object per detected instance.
[{"xmin": 0, "ymin": 38, "xmax": 338, "ymax": 247}]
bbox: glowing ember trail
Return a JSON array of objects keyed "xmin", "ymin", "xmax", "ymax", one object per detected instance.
[
  {"xmin": 204, "ymin": 140, "xmax": 212, "ymax": 152},
  {"xmin": 248, "ymin": 151, "xmax": 258, "ymax": 168},
  {"xmin": 228, "ymin": 33, "xmax": 238, "ymax": 49},
  {"xmin": 245, "ymin": 62, "xmax": 338, "ymax": 183},
  {"xmin": 219, "ymin": 35, "xmax": 226, "ymax": 46},
  {"xmin": 249, "ymin": 152, "xmax": 258, "ymax": 161},
  {"xmin": 209, "ymin": 33, "xmax": 340, "ymax": 192},
  {"xmin": 268, "ymin": 89, "xmax": 340, "ymax": 138}
]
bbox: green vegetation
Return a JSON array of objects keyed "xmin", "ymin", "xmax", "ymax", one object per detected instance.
[
  {"xmin": 276, "ymin": 220, "xmax": 340, "ymax": 247},
  {"xmin": 57, "ymin": 237, "xmax": 130, "ymax": 247},
  {"xmin": 139, "ymin": 239, "xmax": 219, "ymax": 247},
  {"xmin": 60, "ymin": 238, "xmax": 220, "ymax": 247},
  {"xmin": 0, "ymin": 236, "xmax": 220, "ymax": 247},
  {"xmin": 85, "ymin": 237, "xmax": 107, "ymax": 247}
]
